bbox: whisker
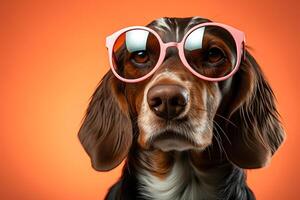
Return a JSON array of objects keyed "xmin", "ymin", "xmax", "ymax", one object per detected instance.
[
  {"xmin": 212, "ymin": 126, "xmax": 223, "ymax": 160},
  {"xmin": 214, "ymin": 126, "xmax": 230, "ymax": 161},
  {"xmin": 214, "ymin": 127, "xmax": 231, "ymax": 161},
  {"xmin": 205, "ymin": 125, "xmax": 213, "ymax": 161},
  {"xmin": 195, "ymin": 107, "xmax": 237, "ymax": 127},
  {"xmin": 213, "ymin": 120, "xmax": 232, "ymax": 145},
  {"xmin": 214, "ymin": 113, "xmax": 237, "ymax": 127},
  {"xmin": 207, "ymin": 145, "xmax": 212, "ymax": 161}
]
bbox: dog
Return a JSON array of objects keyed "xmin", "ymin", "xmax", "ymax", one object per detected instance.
[{"xmin": 78, "ymin": 17, "xmax": 285, "ymax": 200}]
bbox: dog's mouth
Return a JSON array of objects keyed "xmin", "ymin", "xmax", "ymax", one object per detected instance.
[{"xmin": 148, "ymin": 130, "xmax": 199, "ymax": 152}]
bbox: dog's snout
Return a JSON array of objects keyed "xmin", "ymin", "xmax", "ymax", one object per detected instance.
[{"xmin": 147, "ymin": 84, "xmax": 189, "ymax": 120}]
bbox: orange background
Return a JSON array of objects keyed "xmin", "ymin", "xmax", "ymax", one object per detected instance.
[{"xmin": 0, "ymin": 0, "xmax": 299, "ymax": 199}]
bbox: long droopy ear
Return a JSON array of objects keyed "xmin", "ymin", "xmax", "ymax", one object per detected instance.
[
  {"xmin": 221, "ymin": 51, "xmax": 285, "ymax": 169},
  {"xmin": 78, "ymin": 71, "xmax": 132, "ymax": 171}
]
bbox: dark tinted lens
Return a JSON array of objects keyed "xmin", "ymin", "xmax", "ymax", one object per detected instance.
[
  {"xmin": 112, "ymin": 29, "xmax": 160, "ymax": 80},
  {"xmin": 184, "ymin": 26, "xmax": 237, "ymax": 78}
]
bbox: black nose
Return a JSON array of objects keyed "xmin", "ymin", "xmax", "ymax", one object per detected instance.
[{"xmin": 147, "ymin": 84, "xmax": 189, "ymax": 120}]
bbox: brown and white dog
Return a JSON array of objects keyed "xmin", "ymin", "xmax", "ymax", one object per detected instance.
[{"xmin": 78, "ymin": 17, "xmax": 285, "ymax": 200}]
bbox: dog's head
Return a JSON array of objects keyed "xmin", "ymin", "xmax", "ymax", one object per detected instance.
[{"xmin": 78, "ymin": 17, "xmax": 285, "ymax": 171}]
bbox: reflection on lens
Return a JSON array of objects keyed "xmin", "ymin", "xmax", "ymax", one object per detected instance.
[
  {"xmin": 184, "ymin": 25, "xmax": 237, "ymax": 79},
  {"xmin": 112, "ymin": 29, "xmax": 160, "ymax": 80},
  {"xmin": 125, "ymin": 30, "xmax": 149, "ymax": 53},
  {"xmin": 185, "ymin": 27, "xmax": 205, "ymax": 51}
]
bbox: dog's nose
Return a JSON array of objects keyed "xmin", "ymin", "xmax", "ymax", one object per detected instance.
[{"xmin": 147, "ymin": 84, "xmax": 189, "ymax": 120}]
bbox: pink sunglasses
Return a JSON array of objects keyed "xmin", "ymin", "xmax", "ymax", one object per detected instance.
[{"xmin": 106, "ymin": 22, "xmax": 245, "ymax": 83}]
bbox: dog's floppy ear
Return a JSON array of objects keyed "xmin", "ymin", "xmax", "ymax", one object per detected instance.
[
  {"xmin": 221, "ymin": 51, "xmax": 285, "ymax": 169},
  {"xmin": 78, "ymin": 71, "xmax": 132, "ymax": 171}
]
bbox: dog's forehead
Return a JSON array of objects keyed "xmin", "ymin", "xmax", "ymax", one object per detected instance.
[{"xmin": 147, "ymin": 17, "xmax": 211, "ymax": 43}]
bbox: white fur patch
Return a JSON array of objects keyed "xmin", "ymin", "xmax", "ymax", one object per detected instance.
[
  {"xmin": 137, "ymin": 156, "xmax": 216, "ymax": 200},
  {"xmin": 154, "ymin": 18, "xmax": 173, "ymax": 34}
]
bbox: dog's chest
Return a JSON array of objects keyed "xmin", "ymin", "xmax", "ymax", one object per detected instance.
[{"xmin": 137, "ymin": 161, "xmax": 216, "ymax": 200}]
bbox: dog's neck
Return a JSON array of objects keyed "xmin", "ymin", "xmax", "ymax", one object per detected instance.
[{"xmin": 126, "ymin": 148, "xmax": 253, "ymax": 200}]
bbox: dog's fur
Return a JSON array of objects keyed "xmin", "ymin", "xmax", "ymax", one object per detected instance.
[{"xmin": 78, "ymin": 17, "xmax": 285, "ymax": 200}]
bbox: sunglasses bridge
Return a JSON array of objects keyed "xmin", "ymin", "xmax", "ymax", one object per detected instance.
[{"xmin": 162, "ymin": 42, "xmax": 182, "ymax": 51}]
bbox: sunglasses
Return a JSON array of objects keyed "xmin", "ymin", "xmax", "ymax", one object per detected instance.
[{"xmin": 106, "ymin": 22, "xmax": 245, "ymax": 83}]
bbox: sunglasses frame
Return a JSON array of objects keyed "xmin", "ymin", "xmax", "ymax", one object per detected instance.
[{"xmin": 106, "ymin": 22, "xmax": 245, "ymax": 83}]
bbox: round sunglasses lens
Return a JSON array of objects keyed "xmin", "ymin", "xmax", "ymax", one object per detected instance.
[
  {"xmin": 184, "ymin": 25, "xmax": 237, "ymax": 79},
  {"xmin": 112, "ymin": 29, "xmax": 161, "ymax": 80}
]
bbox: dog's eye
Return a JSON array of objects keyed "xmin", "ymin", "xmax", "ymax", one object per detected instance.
[
  {"xmin": 206, "ymin": 47, "xmax": 225, "ymax": 64},
  {"xmin": 130, "ymin": 50, "xmax": 149, "ymax": 64}
]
